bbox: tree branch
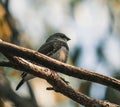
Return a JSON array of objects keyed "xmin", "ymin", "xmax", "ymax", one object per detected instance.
[
  {"xmin": 0, "ymin": 61, "xmax": 12, "ymax": 67},
  {"xmin": 5, "ymin": 55, "xmax": 119, "ymax": 107},
  {"xmin": 0, "ymin": 40, "xmax": 120, "ymax": 91},
  {"xmin": 0, "ymin": 40, "xmax": 120, "ymax": 106}
]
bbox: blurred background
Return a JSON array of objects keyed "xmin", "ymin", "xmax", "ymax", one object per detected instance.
[{"xmin": 0, "ymin": 0, "xmax": 120, "ymax": 107}]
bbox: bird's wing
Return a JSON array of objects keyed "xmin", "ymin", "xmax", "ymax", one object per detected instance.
[
  {"xmin": 38, "ymin": 40, "xmax": 69, "ymax": 55},
  {"xmin": 22, "ymin": 40, "xmax": 68, "ymax": 79}
]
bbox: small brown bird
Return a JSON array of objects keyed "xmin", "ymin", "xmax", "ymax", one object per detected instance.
[{"xmin": 16, "ymin": 33, "xmax": 70, "ymax": 90}]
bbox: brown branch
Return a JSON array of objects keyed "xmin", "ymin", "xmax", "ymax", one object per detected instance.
[
  {"xmin": 5, "ymin": 55, "xmax": 119, "ymax": 107},
  {"xmin": 0, "ymin": 61, "xmax": 12, "ymax": 67},
  {"xmin": 0, "ymin": 40, "xmax": 120, "ymax": 92},
  {"xmin": 0, "ymin": 41, "xmax": 119, "ymax": 106}
]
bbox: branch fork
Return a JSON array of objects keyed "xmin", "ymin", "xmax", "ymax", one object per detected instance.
[{"xmin": 0, "ymin": 40, "xmax": 120, "ymax": 107}]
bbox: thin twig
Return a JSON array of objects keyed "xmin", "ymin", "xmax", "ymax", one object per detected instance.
[
  {"xmin": 0, "ymin": 73, "xmax": 36, "ymax": 107},
  {"xmin": 26, "ymin": 82, "xmax": 39, "ymax": 107}
]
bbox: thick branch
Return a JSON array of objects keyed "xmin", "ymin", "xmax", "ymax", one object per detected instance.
[
  {"xmin": 0, "ymin": 40, "xmax": 120, "ymax": 91},
  {"xmin": 6, "ymin": 55, "xmax": 119, "ymax": 107}
]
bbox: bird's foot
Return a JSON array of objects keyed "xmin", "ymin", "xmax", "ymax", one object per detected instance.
[{"xmin": 60, "ymin": 77, "xmax": 69, "ymax": 85}]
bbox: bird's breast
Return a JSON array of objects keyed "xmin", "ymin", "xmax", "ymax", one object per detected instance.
[{"xmin": 51, "ymin": 46, "xmax": 68, "ymax": 63}]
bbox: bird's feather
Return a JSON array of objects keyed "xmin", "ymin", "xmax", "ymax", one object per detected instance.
[{"xmin": 38, "ymin": 40, "xmax": 69, "ymax": 55}]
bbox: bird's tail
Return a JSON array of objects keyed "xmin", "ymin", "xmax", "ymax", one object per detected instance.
[{"xmin": 16, "ymin": 79, "xmax": 24, "ymax": 90}]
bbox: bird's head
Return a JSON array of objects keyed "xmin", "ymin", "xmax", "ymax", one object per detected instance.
[{"xmin": 46, "ymin": 33, "xmax": 70, "ymax": 43}]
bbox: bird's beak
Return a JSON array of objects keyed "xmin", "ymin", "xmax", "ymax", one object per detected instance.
[{"xmin": 67, "ymin": 37, "xmax": 71, "ymax": 41}]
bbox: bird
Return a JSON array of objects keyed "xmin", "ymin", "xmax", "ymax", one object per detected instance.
[{"xmin": 16, "ymin": 33, "xmax": 70, "ymax": 90}]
